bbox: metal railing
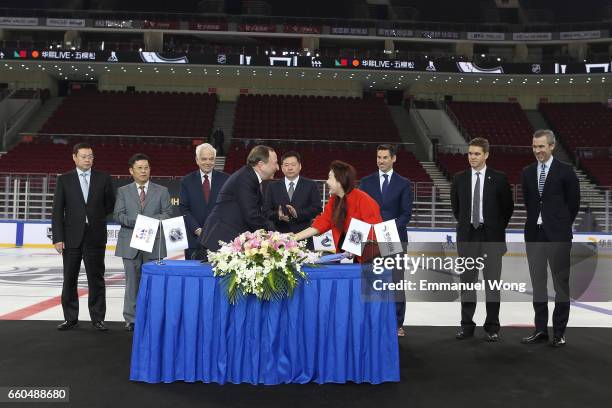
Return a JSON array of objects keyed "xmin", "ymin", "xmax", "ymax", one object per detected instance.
[{"xmin": 1, "ymin": 172, "xmax": 609, "ymax": 232}]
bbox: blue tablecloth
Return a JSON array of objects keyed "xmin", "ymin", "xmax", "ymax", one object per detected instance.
[{"xmin": 129, "ymin": 260, "xmax": 400, "ymax": 385}]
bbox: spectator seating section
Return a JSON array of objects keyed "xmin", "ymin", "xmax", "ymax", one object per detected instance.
[
  {"xmin": 0, "ymin": 137, "xmax": 196, "ymax": 177},
  {"xmin": 447, "ymin": 101, "xmax": 534, "ymax": 146},
  {"xmin": 540, "ymin": 102, "xmax": 612, "ymax": 187},
  {"xmin": 225, "ymin": 141, "xmax": 431, "ymax": 182},
  {"xmin": 233, "ymin": 94, "xmax": 400, "ymax": 142},
  {"xmin": 40, "ymin": 90, "xmax": 217, "ymax": 138},
  {"xmin": 576, "ymin": 156, "xmax": 612, "ymax": 187},
  {"xmin": 539, "ymin": 103, "xmax": 612, "ymax": 151}
]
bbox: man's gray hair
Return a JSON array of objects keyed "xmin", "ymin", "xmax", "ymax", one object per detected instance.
[
  {"xmin": 533, "ymin": 129, "xmax": 556, "ymax": 145},
  {"xmin": 195, "ymin": 143, "xmax": 217, "ymax": 158}
]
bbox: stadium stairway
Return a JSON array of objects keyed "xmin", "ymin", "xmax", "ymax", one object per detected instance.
[
  {"xmin": 420, "ymin": 161, "xmax": 451, "ymax": 201},
  {"xmin": 20, "ymin": 96, "xmax": 64, "ymax": 135},
  {"xmin": 214, "ymin": 156, "xmax": 226, "ymax": 171},
  {"xmin": 212, "ymin": 101, "xmax": 236, "ymax": 155},
  {"xmin": 388, "ymin": 105, "xmax": 429, "ymax": 162}
]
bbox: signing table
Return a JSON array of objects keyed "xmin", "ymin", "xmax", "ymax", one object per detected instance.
[{"xmin": 129, "ymin": 261, "xmax": 399, "ymax": 385}]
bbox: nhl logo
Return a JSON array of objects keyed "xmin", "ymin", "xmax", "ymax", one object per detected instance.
[
  {"xmin": 348, "ymin": 230, "xmax": 364, "ymax": 245},
  {"xmin": 169, "ymin": 227, "xmax": 184, "ymax": 243}
]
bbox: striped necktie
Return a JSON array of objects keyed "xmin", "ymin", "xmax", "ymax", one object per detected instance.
[{"xmin": 538, "ymin": 163, "xmax": 546, "ymax": 196}]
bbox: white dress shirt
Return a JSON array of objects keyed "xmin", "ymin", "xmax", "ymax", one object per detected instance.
[
  {"xmin": 471, "ymin": 166, "xmax": 486, "ymax": 225},
  {"xmin": 285, "ymin": 176, "xmax": 299, "ymax": 194},
  {"xmin": 77, "ymin": 168, "xmax": 91, "ymax": 223},
  {"xmin": 379, "ymin": 169, "xmax": 394, "ymax": 192},
  {"xmin": 200, "ymin": 170, "xmax": 213, "ymax": 185},
  {"xmin": 537, "ymin": 155, "xmax": 554, "ymax": 225},
  {"xmin": 135, "ymin": 181, "xmax": 150, "ymax": 195}
]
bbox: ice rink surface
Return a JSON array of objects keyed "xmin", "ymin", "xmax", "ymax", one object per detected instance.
[{"xmin": 0, "ymin": 247, "xmax": 611, "ymax": 328}]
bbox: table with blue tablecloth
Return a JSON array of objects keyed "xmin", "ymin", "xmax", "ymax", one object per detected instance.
[{"xmin": 129, "ymin": 260, "xmax": 400, "ymax": 385}]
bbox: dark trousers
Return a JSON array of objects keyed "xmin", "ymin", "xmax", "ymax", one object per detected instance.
[
  {"xmin": 459, "ymin": 226, "xmax": 502, "ymax": 334},
  {"xmin": 185, "ymin": 247, "xmax": 208, "ymax": 261},
  {"xmin": 526, "ymin": 226, "xmax": 571, "ymax": 337},
  {"xmin": 393, "ymin": 266, "xmax": 406, "ymax": 328},
  {"xmin": 61, "ymin": 228, "xmax": 106, "ymax": 322}
]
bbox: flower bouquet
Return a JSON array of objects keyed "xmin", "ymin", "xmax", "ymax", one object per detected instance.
[{"xmin": 207, "ymin": 230, "xmax": 319, "ymax": 304}]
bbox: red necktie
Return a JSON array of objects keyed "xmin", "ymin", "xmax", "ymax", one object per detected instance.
[
  {"xmin": 203, "ymin": 174, "xmax": 210, "ymax": 203},
  {"xmin": 139, "ymin": 185, "xmax": 146, "ymax": 209}
]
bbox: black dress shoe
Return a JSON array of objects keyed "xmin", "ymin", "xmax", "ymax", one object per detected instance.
[
  {"xmin": 456, "ymin": 328, "xmax": 474, "ymax": 339},
  {"xmin": 57, "ymin": 320, "xmax": 78, "ymax": 331},
  {"xmin": 521, "ymin": 331, "xmax": 549, "ymax": 344},
  {"xmin": 92, "ymin": 321, "xmax": 108, "ymax": 331},
  {"xmin": 552, "ymin": 336, "xmax": 566, "ymax": 347},
  {"xmin": 125, "ymin": 322, "xmax": 134, "ymax": 332},
  {"xmin": 484, "ymin": 332, "xmax": 499, "ymax": 342}
]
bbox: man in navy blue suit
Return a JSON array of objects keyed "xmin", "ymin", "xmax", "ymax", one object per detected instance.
[
  {"xmin": 263, "ymin": 151, "xmax": 322, "ymax": 249},
  {"xmin": 521, "ymin": 129, "xmax": 580, "ymax": 347},
  {"xmin": 179, "ymin": 143, "xmax": 229, "ymax": 260},
  {"xmin": 360, "ymin": 144, "xmax": 413, "ymax": 336},
  {"xmin": 201, "ymin": 145, "xmax": 278, "ymax": 253}
]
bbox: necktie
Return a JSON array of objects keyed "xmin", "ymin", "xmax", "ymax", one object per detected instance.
[
  {"xmin": 288, "ymin": 181, "xmax": 295, "ymax": 201},
  {"xmin": 472, "ymin": 172, "xmax": 481, "ymax": 229},
  {"xmin": 381, "ymin": 174, "xmax": 389, "ymax": 197},
  {"xmin": 139, "ymin": 185, "xmax": 146, "ymax": 209},
  {"xmin": 80, "ymin": 173, "xmax": 89, "ymax": 203},
  {"xmin": 538, "ymin": 163, "xmax": 546, "ymax": 196},
  {"xmin": 202, "ymin": 174, "xmax": 210, "ymax": 203}
]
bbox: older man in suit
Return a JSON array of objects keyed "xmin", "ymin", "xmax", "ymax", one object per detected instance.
[
  {"xmin": 451, "ymin": 138, "xmax": 514, "ymax": 342},
  {"xmin": 201, "ymin": 145, "xmax": 278, "ymax": 252},
  {"xmin": 114, "ymin": 153, "xmax": 172, "ymax": 331},
  {"xmin": 360, "ymin": 144, "xmax": 413, "ymax": 336},
  {"xmin": 521, "ymin": 129, "xmax": 580, "ymax": 347},
  {"xmin": 263, "ymin": 151, "xmax": 321, "ymax": 249},
  {"xmin": 179, "ymin": 143, "xmax": 229, "ymax": 260},
  {"xmin": 52, "ymin": 143, "xmax": 115, "ymax": 331}
]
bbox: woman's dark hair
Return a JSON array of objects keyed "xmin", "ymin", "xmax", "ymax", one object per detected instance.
[{"xmin": 330, "ymin": 160, "xmax": 357, "ymax": 232}]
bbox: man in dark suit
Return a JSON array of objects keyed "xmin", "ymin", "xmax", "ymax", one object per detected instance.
[
  {"xmin": 52, "ymin": 143, "xmax": 115, "ymax": 331},
  {"xmin": 360, "ymin": 144, "xmax": 413, "ymax": 337},
  {"xmin": 451, "ymin": 138, "xmax": 514, "ymax": 342},
  {"xmin": 521, "ymin": 129, "xmax": 580, "ymax": 347},
  {"xmin": 263, "ymin": 151, "xmax": 322, "ymax": 248},
  {"xmin": 179, "ymin": 143, "xmax": 229, "ymax": 260},
  {"xmin": 201, "ymin": 145, "xmax": 278, "ymax": 252}
]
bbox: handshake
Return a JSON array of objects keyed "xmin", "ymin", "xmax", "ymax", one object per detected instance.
[{"xmin": 277, "ymin": 205, "xmax": 297, "ymax": 222}]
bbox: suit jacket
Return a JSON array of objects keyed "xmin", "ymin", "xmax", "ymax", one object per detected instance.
[
  {"xmin": 179, "ymin": 169, "xmax": 229, "ymax": 249},
  {"xmin": 263, "ymin": 177, "xmax": 322, "ymax": 233},
  {"xmin": 52, "ymin": 169, "xmax": 115, "ymax": 248},
  {"xmin": 451, "ymin": 167, "xmax": 514, "ymax": 246},
  {"xmin": 201, "ymin": 166, "xmax": 276, "ymax": 251},
  {"xmin": 359, "ymin": 171, "xmax": 413, "ymax": 243},
  {"xmin": 113, "ymin": 182, "xmax": 173, "ymax": 259},
  {"xmin": 521, "ymin": 158, "xmax": 580, "ymax": 242}
]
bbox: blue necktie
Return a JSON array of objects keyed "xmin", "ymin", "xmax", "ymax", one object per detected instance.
[
  {"xmin": 381, "ymin": 174, "xmax": 389, "ymax": 197},
  {"xmin": 80, "ymin": 172, "xmax": 89, "ymax": 203},
  {"xmin": 538, "ymin": 163, "xmax": 546, "ymax": 196}
]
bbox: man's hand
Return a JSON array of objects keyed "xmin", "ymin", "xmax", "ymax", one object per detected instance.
[
  {"xmin": 286, "ymin": 205, "xmax": 297, "ymax": 219},
  {"xmin": 195, "ymin": 228, "xmax": 202, "ymax": 237},
  {"xmin": 54, "ymin": 242, "xmax": 65, "ymax": 254},
  {"xmin": 278, "ymin": 206, "xmax": 290, "ymax": 222}
]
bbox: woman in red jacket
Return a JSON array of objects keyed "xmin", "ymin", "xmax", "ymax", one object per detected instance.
[{"xmin": 294, "ymin": 160, "xmax": 382, "ymax": 258}]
